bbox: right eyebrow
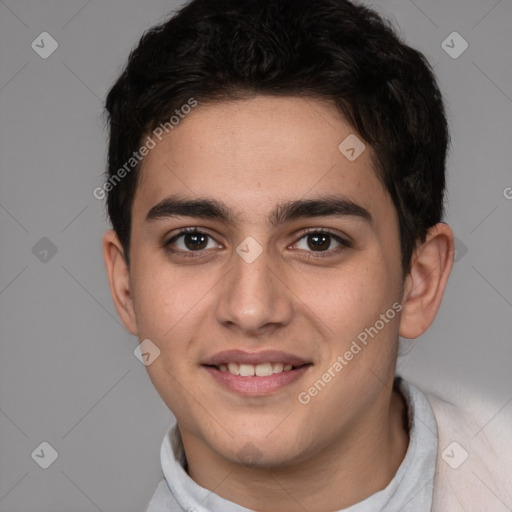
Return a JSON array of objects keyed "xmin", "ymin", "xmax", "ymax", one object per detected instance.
[{"xmin": 146, "ymin": 196, "xmax": 237, "ymax": 225}]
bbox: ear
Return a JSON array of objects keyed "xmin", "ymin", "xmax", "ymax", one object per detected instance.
[
  {"xmin": 102, "ymin": 230, "xmax": 138, "ymax": 335},
  {"xmin": 399, "ymin": 223, "xmax": 455, "ymax": 339}
]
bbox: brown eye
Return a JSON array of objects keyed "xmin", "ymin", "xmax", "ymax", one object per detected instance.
[
  {"xmin": 165, "ymin": 228, "xmax": 220, "ymax": 254},
  {"xmin": 307, "ymin": 233, "xmax": 332, "ymax": 251},
  {"xmin": 183, "ymin": 232, "xmax": 209, "ymax": 250},
  {"xmin": 293, "ymin": 229, "xmax": 350, "ymax": 256}
]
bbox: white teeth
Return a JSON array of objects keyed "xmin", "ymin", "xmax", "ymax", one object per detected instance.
[
  {"xmin": 228, "ymin": 362, "xmax": 240, "ymax": 375},
  {"xmin": 255, "ymin": 362, "xmax": 273, "ymax": 377},
  {"xmin": 220, "ymin": 362, "xmax": 297, "ymax": 376},
  {"xmin": 239, "ymin": 364, "xmax": 255, "ymax": 377},
  {"xmin": 272, "ymin": 363, "xmax": 284, "ymax": 373}
]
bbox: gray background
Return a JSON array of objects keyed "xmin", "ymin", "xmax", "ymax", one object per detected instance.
[{"xmin": 0, "ymin": 0, "xmax": 511, "ymax": 510}]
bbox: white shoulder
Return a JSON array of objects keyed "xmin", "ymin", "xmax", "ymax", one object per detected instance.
[{"xmin": 426, "ymin": 391, "xmax": 512, "ymax": 512}]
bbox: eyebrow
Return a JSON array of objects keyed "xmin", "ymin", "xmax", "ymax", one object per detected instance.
[{"xmin": 145, "ymin": 194, "xmax": 372, "ymax": 226}]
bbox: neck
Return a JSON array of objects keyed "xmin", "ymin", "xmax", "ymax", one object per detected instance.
[{"xmin": 181, "ymin": 385, "xmax": 409, "ymax": 512}]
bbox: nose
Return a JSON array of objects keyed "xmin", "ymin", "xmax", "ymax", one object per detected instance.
[{"xmin": 214, "ymin": 244, "xmax": 294, "ymax": 337}]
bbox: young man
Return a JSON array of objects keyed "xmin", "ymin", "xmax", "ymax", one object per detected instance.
[{"xmin": 101, "ymin": 0, "xmax": 512, "ymax": 510}]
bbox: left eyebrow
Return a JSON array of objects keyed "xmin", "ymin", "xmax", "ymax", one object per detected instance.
[
  {"xmin": 269, "ymin": 196, "xmax": 372, "ymax": 226},
  {"xmin": 145, "ymin": 194, "xmax": 372, "ymax": 226}
]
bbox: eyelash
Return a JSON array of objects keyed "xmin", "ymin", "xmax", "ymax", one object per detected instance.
[{"xmin": 163, "ymin": 227, "xmax": 351, "ymax": 259}]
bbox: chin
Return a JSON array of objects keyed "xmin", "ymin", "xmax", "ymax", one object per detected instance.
[{"xmin": 213, "ymin": 429, "xmax": 308, "ymax": 469}]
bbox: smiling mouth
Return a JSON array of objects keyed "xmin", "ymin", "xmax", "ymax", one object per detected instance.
[
  {"xmin": 208, "ymin": 362, "xmax": 310, "ymax": 377},
  {"xmin": 202, "ymin": 350, "xmax": 313, "ymax": 394}
]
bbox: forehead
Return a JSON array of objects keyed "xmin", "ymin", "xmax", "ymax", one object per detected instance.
[{"xmin": 133, "ymin": 96, "xmax": 391, "ymax": 224}]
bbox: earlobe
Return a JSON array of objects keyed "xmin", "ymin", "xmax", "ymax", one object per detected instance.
[
  {"xmin": 102, "ymin": 230, "xmax": 138, "ymax": 335},
  {"xmin": 399, "ymin": 223, "xmax": 455, "ymax": 339}
]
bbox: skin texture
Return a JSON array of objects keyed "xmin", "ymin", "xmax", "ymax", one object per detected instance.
[{"xmin": 103, "ymin": 96, "xmax": 454, "ymax": 511}]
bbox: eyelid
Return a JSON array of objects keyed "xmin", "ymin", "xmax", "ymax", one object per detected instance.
[{"xmin": 294, "ymin": 226, "xmax": 349, "ymax": 240}]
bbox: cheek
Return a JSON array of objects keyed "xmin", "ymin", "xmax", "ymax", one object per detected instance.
[
  {"xmin": 296, "ymin": 257, "xmax": 395, "ymax": 339},
  {"xmin": 130, "ymin": 257, "xmax": 205, "ymax": 338},
  {"xmin": 130, "ymin": 267, "xmax": 205, "ymax": 415},
  {"xmin": 298, "ymin": 263, "xmax": 402, "ymax": 388}
]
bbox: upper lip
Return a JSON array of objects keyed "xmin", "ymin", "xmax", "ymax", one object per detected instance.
[{"xmin": 202, "ymin": 350, "xmax": 311, "ymax": 367}]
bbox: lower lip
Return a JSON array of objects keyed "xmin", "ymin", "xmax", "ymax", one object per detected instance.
[{"xmin": 203, "ymin": 365, "xmax": 311, "ymax": 395}]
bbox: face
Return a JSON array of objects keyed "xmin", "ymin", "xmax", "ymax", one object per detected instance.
[{"xmin": 122, "ymin": 96, "xmax": 406, "ymax": 467}]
